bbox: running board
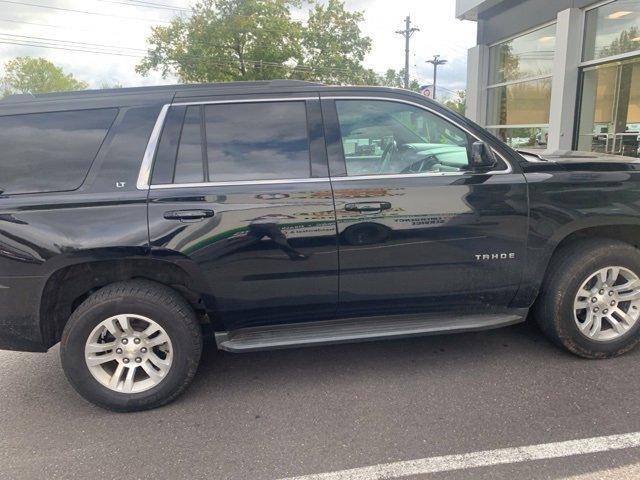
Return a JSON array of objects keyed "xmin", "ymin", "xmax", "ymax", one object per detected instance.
[{"xmin": 215, "ymin": 311, "xmax": 527, "ymax": 353}]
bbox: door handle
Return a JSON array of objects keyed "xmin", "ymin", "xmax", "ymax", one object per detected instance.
[
  {"xmin": 163, "ymin": 209, "xmax": 215, "ymax": 221},
  {"xmin": 344, "ymin": 202, "xmax": 391, "ymax": 212}
]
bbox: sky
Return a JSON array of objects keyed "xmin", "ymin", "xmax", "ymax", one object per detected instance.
[{"xmin": 0, "ymin": 0, "xmax": 477, "ymax": 98}]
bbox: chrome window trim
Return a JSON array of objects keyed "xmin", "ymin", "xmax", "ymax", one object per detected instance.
[
  {"xmin": 324, "ymin": 95, "xmax": 513, "ymax": 176},
  {"xmin": 137, "ymin": 103, "xmax": 170, "ymax": 190},
  {"xmin": 150, "ymin": 177, "xmax": 330, "ymax": 189},
  {"xmin": 137, "ymin": 94, "xmax": 514, "ymax": 190},
  {"xmin": 136, "ymin": 97, "xmax": 317, "ymax": 190}
]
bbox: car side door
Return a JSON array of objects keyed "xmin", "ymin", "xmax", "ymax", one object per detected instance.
[
  {"xmin": 320, "ymin": 94, "xmax": 529, "ymax": 318},
  {"xmin": 146, "ymin": 95, "xmax": 339, "ymax": 330}
]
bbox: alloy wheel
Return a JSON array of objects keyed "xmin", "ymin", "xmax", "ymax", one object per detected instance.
[
  {"xmin": 574, "ymin": 266, "xmax": 640, "ymax": 342},
  {"xmin": 84, "ymin": 314, "xmax": 173, "ymax": 393}
]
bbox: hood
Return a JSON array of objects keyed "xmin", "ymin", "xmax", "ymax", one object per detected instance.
[{"xmin": 517, "ymin": 149, "xmax": 640, "ymax": 165}]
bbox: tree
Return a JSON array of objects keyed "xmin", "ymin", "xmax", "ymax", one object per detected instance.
[
  {"xmin": 137, "ymin": 0, "xmax": 304, "ymax": 82},
  {"xmin": 600, "ymin": 27, "xmax": 640, "ymax": 58},
  {"xmin": 377, "ymin": 68, "xmax": 421, "ymax": 92},
  {"xmin": 136, "ymin": 0, "xmax": 377, "ymax": 85},
  {"xmin": 443, "ymin": 90, "xmax": 466, "ymax": 115},
  {"xmin": 1, "ymin": 57, "xmax": 88, "ymax": 96},
  {"xmin": 299, "ymin": 0, "xmax": 377, "ymax": 84}
]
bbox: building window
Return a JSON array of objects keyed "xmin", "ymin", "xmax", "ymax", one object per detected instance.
[
  {"xmin": 583, "ymin": 0, "xmax": 640, "ymax": 62},
  {"xmin": 576, "ymin": 56, "xmax": 640, "ymax": 157},
  {"xmin": 485, "ymin": 23, "xmax": 556, "ymax": 149}
]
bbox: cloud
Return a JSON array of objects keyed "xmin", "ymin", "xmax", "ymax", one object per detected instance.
[{"xmin": 0, "ymin": 0, "xmax": 476, "ymax": 91}]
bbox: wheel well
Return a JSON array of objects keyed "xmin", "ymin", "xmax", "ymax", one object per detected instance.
[
  {"xmin": 40, "ymin": 259, "xmax": 208, "ymax": 348},
  {"xmin": 538, "ymin": 225, "xmax": 640, "ymax": 297},
  {"xmin": 553, "ymin": 225, "xmax": 640, "ymax": 256}
]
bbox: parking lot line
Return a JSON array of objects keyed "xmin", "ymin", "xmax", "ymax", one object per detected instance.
[{"xmin": 279, "ymin": 431, "xmax": 640, "ymax": 480}]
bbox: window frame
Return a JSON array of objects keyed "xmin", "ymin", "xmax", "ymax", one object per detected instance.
[
  {"xmin": 321, "ymin": 96, "xmax": 512, "ymax": 180},
  {"xmin": 485, "ymin": 21, "xmax": 557, "ymax": 133},
  {"xmin": 140, "ymin": 96, "xmax": 324, "ymax": 189},
  {"xmin": 580, "ymin": 0, "xmax": 640, "ymax": 66}
]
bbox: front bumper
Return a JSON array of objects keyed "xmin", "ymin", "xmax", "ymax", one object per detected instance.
[{"xmin": 0, "ymin": 276, "xmax": 47, "ymax": 352}]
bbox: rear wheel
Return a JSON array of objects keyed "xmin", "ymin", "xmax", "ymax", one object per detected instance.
[
  {"xmin": 61, "ymin": 280, "xmax": 203, "ymax": 411},
  {"xmin": 536, "ymin": 238, "xmax": 640, "ymax": 358}
]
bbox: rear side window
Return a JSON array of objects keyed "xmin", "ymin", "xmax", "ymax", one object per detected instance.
[
  {"xmin": 205, "ymin": 102, "xmax": 310, "ymax": 182},
  {"xmin": 0, "ymin": 108, "xmax": 118, "ymax": 195},
  {"xmin": 151, "ymin": 101, "xmax": 311, "ymax": 185}
]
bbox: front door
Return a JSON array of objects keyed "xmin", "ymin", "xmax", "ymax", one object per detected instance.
[
  {"xmin": 321, "ymin": 95, "xmax": 529, "ymax": 317},
  {"xmin": 147, "ymin": 97, "xmax": 339, "ymax": 330}
]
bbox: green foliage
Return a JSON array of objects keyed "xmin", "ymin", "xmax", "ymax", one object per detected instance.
[
  {"xmin": 99, "ymin": 82, "xmax": 124, "ymax": 90},
  {"xmin": 137, "ymin": 0, "xmax": 378, "ymax": 84},
  {"xmin": 443, "ymin": 90, "xmax": 466, "ymax": 115},
  {"xmin": 299, "ymin": 0, "xmax": 376, "ymax": 84},
  {"xmin": 1, "ymin": 57, "xmax": 88, "ymax": 96},
  {"xmin": 377, "ymin": 68, "xmax": 421, "ymax": 92}
]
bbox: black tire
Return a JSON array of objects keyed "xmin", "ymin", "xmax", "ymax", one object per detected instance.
[
  {"xmin": 60, "ymin": 280, "xmax": 203, "ymax": 412},
  {"xmin": 536, "ymin": 238, "xmax": 640, "ymax": 358}
]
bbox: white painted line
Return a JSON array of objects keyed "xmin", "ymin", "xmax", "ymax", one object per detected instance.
[{"xmin": 279, "ymin": 432, "xmax": 640, "ymax": 480}]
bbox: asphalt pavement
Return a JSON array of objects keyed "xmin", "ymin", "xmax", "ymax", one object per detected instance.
[{"xmin": 1, "ymin": 320, "xmax": 640, "ymax": 480}]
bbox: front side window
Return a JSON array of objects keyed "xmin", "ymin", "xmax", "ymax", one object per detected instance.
[
  {"xmin": 335, "ymin": 100, "xmax": 470, "ymax": 177},
  {"xmin": 486, "ymin": 23, "xmax": 556, "ymax": 149},
  {"xmin": 0, "ymin": 108, "xmax": 118, "ymax": 195}
]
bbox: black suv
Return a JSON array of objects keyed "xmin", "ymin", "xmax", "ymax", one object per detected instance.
[{"xmin": 2, "ymin": 80, "xmax": 640, "ymax": 411}]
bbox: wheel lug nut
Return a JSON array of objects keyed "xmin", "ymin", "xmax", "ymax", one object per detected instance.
[
  {"xmin": 134, "ymin": 338, "xmax": 141, "ymax": 344},
  {"xmin": 603, "ymin": 309, "xmax": 609, "ymax": 314},
  {"xmin": 611, "ymin": 301, "xmax": 616, "ymax": 306},
  {"xmin": 609, "ymin": 291, "xmax": 614, "ymax": 296},
  {"xmin": 599, "ymin": 289, "xmax": 605, "ymax": 295},
  {"xmin": 116, "ymin": 348, "xmax": 123, "ymax": 354},
  {"xmin": 123, "ymin": 358, "xmax": 130, "ymax": 364},
  {"xmin": 135, "ymin": 357, "xmax": 142, "ymax": 363},
  {"xmin": 593, "ymin": 307, "xmax": 599, "ymax": 312},
  {"xmin": 592, "ymin": 297, "xmax": 598, "ymax": 303},
  {"xmin": 140, "ymin": 347, "xmax": 147, "ymax": 353},
  {"xmin": 122, "ymin": 338, "xmax": 128, "ymax": 345}
]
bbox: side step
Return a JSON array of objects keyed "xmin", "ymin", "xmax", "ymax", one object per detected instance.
[{"xmin": 215, "ymin": 310, "xmax": 527, "ymax": 353}]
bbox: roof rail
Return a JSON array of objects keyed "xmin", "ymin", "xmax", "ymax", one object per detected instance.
[
  {"xmin": 267, "ymin": 80, "xmax": 324, "ymax": 87},
  {"xmin": 0, "ymin": 92, "xmax": 36, "ymax": 103}
]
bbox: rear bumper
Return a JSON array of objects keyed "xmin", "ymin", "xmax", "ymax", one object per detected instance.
[{"xmin": 0, "ymin": 276, "xmax": 47, "ymax": 352}]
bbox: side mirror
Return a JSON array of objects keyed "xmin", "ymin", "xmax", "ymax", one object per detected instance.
[{"xmin": 470, "ymin": 141, "xmax": 497, "ymax": 171}]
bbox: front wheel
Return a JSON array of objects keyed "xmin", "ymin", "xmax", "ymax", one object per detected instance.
[
  {"xmin": 61, "ymin": 280, "xmax": 203, "ymax": 412},
  {"xmin": 536, "ymin": 239, "xmax": 640, "ymax": 358}
]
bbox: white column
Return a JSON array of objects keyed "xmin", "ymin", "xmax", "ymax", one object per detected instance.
[
  {"xmin": 465, "ymin": 44, "xmax": 489, "ymax": 124},
  {"xmin": 546, "ymin": 8, "xmax": 582, "ymax": 153}
]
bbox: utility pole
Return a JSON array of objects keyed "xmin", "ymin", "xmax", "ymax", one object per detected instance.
[
  {"xmin": 426, "ymin": 55, "xmax": 447, "ymax": 101},
  {"xmin": 395, "ymin": 16, "xmax": 419, "ymax": 89}
]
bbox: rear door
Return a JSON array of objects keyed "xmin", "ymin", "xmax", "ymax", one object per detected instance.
[
  {"xmin": 146, "ymin": 95, "xmax": 339, "ymax": 330},
  {"xmin": 321, "ymin": 94, "xmax": 529, "ymax": 317}
]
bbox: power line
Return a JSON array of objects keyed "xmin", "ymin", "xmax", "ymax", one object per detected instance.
[
  {"xmin": 0, "ymin": 38, "xmax": 385, "ymax": 79},
  {"xmin": 0, "ymin": 0, "xmax": 171, "ymax": 24},
  {"xmin": 96, "ymin": 0, "xmax": 189, "ymax": 12},
  {"xmin": 0, "ymin": 32, "xmax": 147, "ymax": 52}
]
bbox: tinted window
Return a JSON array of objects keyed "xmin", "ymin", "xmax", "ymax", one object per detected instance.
[
  {"xmin": 174, "ymin": 105, "xmax": 205, "ymax": 184},
  {"xmin": 0, "ymin": 108, "xmax": 118, "ymax": 194},
  {"xmin": 335, "ymin": 100, "xmax": 470, "ymax": 176},
  {"xmin": 205, "ymin": 102, "xmax": 310, "ymax": 181},
  {"xmin": 151, "ymin": 106, "xmax": 186, "ymax": 185}
]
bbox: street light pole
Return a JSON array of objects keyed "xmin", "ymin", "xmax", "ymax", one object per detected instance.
[{"xmin": 426, "ymin": 54, "xmax": 447, "ymax": 101}]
